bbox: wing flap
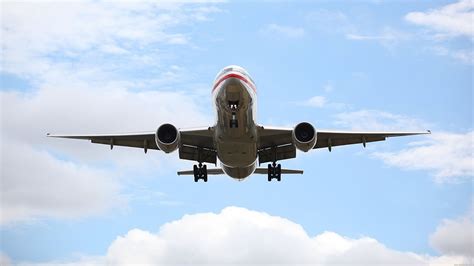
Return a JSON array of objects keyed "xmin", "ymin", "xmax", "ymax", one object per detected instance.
[
  {"xmin": 180, "ymin": 127, "xmax": 215, "ymax": 150},
  {"xmin": 257, "ymin": 126, "xmax": 293, "ymax": 150},
  {"xmin": 258, "ymin": 144, "xmax": 296, "ymax": 164},
  {"xmin": 179, "ymin": 145, "xmax": 217, "ymax": 164}
]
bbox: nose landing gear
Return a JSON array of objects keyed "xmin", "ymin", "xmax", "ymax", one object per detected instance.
[
  {"xmin": 267, "ymin": 162, "xmax": 281, "ymax": 182},
  {"xmin": 228, "ymin": 101, "xmax": 239, "ymax": 128},
  {"xmin": 193, "ymin": 163, "xmax": 208, "ymax": 182}
]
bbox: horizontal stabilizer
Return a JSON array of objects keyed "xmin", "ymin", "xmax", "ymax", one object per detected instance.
[
  {"xmin": 254, "ymin": 168, "xmax": 303, "ymax": 174},
  {"xmin": 177, "ymin": 168, "xmax": 224, "ymax": 176},
  {"xmin": 177, "ymin": 168, "xmax": 303, "ymax": 176}
]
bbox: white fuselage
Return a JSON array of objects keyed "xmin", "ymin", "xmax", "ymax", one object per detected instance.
[{"xmin": 212, "ymin": 67, "xmax": 258, "ymax": 179}]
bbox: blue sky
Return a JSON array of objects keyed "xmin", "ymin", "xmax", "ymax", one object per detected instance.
[{"xmin": 1, "ymin": 1, "xmax": 472, "ymax": 265}]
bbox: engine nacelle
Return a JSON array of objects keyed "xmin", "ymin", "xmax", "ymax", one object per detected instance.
[
  {"xmin": 292, "ymin": 122, "xmax": 317, "ymax": 152},
  {"xmin": 155, "ymin": 123, "xmax": 180, "ymax": 153}
]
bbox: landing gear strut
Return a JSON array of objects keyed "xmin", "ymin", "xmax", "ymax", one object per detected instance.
[
  {"xmin": 193, "ymin": 163, "xmax": 208, "ymax": 182},
  {"xmin": 267, "ymin": 162, "xmax": 281, "ymax": 182}
]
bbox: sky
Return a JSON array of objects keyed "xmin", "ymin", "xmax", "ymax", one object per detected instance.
[{"xmin": 0, "ymin": 0, "xmax": 473, "ymax": 265}]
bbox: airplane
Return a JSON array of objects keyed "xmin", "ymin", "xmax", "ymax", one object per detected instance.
[{"xmin": 48, "ymin": 65, "xmax": 430, "ymax": 182}]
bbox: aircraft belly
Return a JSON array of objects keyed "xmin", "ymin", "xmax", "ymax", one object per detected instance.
[
  {"xmin": 217, "ymin": 139, "xmax": 257, "ymax": 168},
  {"xmin": 213, "ymin": 75, "xmax": 258, "ymax": 179},
  {"xmin": 222, "ymin": 163, "xmax": 256, "ymax": 180}
]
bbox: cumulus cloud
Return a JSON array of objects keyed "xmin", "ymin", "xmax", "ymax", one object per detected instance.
[
  {"xmin": 373, "ymin": 131, "xmax": 473, "ymax": 183},
  {"xmin": 430, "ymin": 46, "xmax": 474, "ymax": 64},
  {"xmin": 0, "ymin": 252, "xmax": 11, "ymax": 266},
  {"xmin": 10, "ymin": 207, "xmax": 472, "ymax": 265},
  {"xmin": 430, "ymin": 208, "xmax": 474, "ymax": 257},
  {"xmin": 305, "ymin": 9, "xmax": 354, "ymax": 34},
  {"xmin": 405, "ymin": 0, "xmax": 474, "ymax": 64},
  {"xmin": 333, "ymin": 109, "xmax": 430, "ymax": 132},
  {"xmin": 332, "ymin": 110, "xmax": 472, "ymax": 182},
  {"xmin": 345, "ymin": 27, "xmax": 412, "ymax": 48},
  {"xmin": 0, "ymin": 68, "xmax": 211, "ymax": 226},
  {"xmin": 405, "ymin": 0, "xmax": 474, "ymax": 39},
  {"xmin": 262, "ymin": 23, "xmax": 306, "ymax": 38},
  {"xmin": 1, "ymin": 82, "xmax": 212, "ymax": 225},
  {"xmin": 1, "ymin": 1, "xmax": 218, "ymax": 224},
  {"xmin": 107, "ymin": 207, "xmax": 428, "ymax": 265},
  {"xmin": 297, "ymin": 95, "xmax": 348, "ymax": 109},
  {"xmin": 1, "ymin": 1, "xmax": 222, "ymax": 81},
  {"xmin": 1, "ymin": 140, "xmax": 124, "ymax": 225},
  {"xmin": 304, "ymin": 96, "xmax": 327, "ymax": 108}
]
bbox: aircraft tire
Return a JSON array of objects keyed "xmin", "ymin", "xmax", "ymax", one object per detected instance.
[{"xmin": 203, "ymin": 165, "xmax": 208, "ymax": 182}]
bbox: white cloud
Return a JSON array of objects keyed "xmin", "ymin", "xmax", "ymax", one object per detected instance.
[
  {"xmin": 11, "ymin": 207, "xmax": 472, "ymax": 265},
  {"xmin": 333, "ymin": 110, "xmax": 472, "ymax": 182},
  {"xmin": 404, "ymin": 0, "xmax": 474, "ymax": 64},
  {"xmin": 373, "ymin": 131, "xmax": 473, "ymax": 183},
  {"xmin": 346, "ymin": 27, "xmax": 412, "ymax": 49},
  {"xmin": 305, "ymin": 9, "xmax": 354, "ymax": 34},
  {"xmin": 1, "ymin": 1, "xmax": 218, "ymax": 225},
  {"xmin": 323, "ymin": 81, "xmax": 334, "ymax": 92},
  {"xmin": 1, "ymin": 140, "xmax": 124, "ymax": 225},
  {"xmin": 305, "ymin": 96, "xmax": 327, "ymax": 108},
  {"xmin": 405, "ymin": 0, "xmax": 474, "ymax": 39},
  {"xmin": 298, "ymin": 95, "xmax": 347, "ymax": 109},
  {"xmin": 430, "ymin": 46, "xmax": 474, "ymax": 64},
  {"xmin": 333, "ymin": 109, "xmax": 430, "ymax": 131},
  {"xmin": 306, "ymin": 10, "xmax": 409, "ymax": 48},
  {"xmin": 0, "ymin": 252, "xmax": 11, "ymax": 266},
  {"xmin": 0, "ymin": 79, "xmax": 213, "ymax": 225},
  {"xmin": 430, "ymin": 207, "xmax": 474, "ymax": 257},
  {"xmin": 1, "ymin": 1, "xmax": 222, "ymax": 84},
  {"xmin": 262, "ymin": 23, "xmax": 305, "ymax": 38}
]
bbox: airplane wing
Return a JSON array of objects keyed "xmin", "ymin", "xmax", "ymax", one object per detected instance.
[
  {"xmin": 47, "ymin": 131, "xmax": 158, "ymax": 151},
  {"xmin": 314, "ymin": 130, "xmax": 431, "ymax": 151},
  {"xmin": 47, "ymin": 127, "xmax": 215, "ymax": 154},
  {"xmin": 257, "ymin": 126, "xmax": 430, "ymax": 163}
]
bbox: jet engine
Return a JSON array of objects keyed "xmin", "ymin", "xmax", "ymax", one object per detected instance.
[
  {"xmin": 292, "ymin": 122, "xmax": 317, "ymax": 152},
  {"xmin": 155, "ymin": 123, "xmax": 180, "ymax": 153}
]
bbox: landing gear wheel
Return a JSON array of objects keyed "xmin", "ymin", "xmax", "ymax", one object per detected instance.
[
  {"xmin": 193, "ymin": 165, "xmax": 199, "ymax": 182},
  {"xmin": 193, "ymin": 163, "xmax": 208, "ymax": 182},
  {"xmin": 276, "ymin": 164, "xmax": 282, "ymax": 182},
  {"xmin": 202, "ymin": 165, "xmax": 208, "ymax": 182},
  {"xmin": 267, "ymin": 163, "xmax": 282, "ymax": 182},
  {"xmin": 267, "ymin": 164, "xmax": 272, "ymax": 182}
]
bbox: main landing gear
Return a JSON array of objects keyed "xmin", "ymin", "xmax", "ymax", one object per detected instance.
[
  {"xmin": 193, "ymin": 163, "xmax": 208, "ymax": 182},
  {"xmin": 267, "ymin": 162, "xmax": 281, "ymax": 182}
]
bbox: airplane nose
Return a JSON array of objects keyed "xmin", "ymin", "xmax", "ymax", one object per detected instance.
[{"xmin": 221, "ymin": 78, "xmax": 246, "ymax": 101}]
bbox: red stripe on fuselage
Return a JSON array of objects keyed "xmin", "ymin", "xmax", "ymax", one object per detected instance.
[{"xmin": 212, "ymin": 73, "xmax": 256, "ymax": 93}]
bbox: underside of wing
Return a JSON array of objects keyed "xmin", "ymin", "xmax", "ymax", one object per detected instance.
[
  {"xmin": 47, "ymin": 131, "xmax": 158, "ymax": 151},
  {"xmin": 47, "ymin": 126, "xmax": 216, "ymax": 160},
  {"xmin": 178, "ymin": 127, "xmax": 216, "ymax": 164},
  {"xmin": 257, "ymin": 126, "xmax": 295, "ymax": 164},
  {"xmin": 257, "ymin": 125, "xmax": 430, "ymax": 162},
  {"xmin": 314, "ymin": 130, "xmax": 431, "ymax": 150}
]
